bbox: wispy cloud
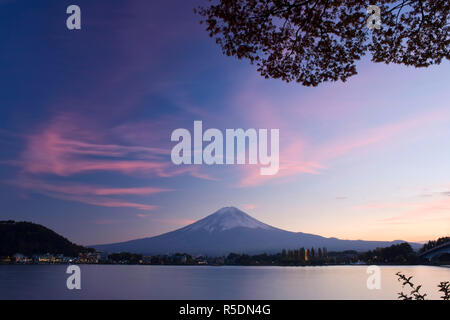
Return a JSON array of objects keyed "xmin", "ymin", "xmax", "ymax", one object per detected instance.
[
  {"xmin": 377, "ymin": 197, "xmax": 450, "ymax": 225},
  {"xmin": 152, "ymin": 217, "xmax": 197, "ymax": 226},
  {"xmin": 238, "ymin": 108, "xmax": 450, "ymax": 187},
  {"xmin": 12, "ymin": 113, "xmax": 214, "ymax": 181},
  {"xmin": 241, "ymin": 203, "xmax": 258, "ymax": 210},
  {"xmin": 7, "ymin": 178, "xmax": 171, "ymax": 211},
  {"xmin": 5, "ymin": 112, "xmax": 219, "ymax": 210},
  {"xmin": 239, "ymin": 140, "xmax": 323, "ymax": 187}
]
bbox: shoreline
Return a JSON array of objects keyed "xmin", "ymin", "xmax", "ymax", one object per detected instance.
[{"xmin": 1, "ymin": 263, "xmax": 449, "ymax": 268}]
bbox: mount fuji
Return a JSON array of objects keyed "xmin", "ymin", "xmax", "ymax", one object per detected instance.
[{"xmin": 93, "ymin": 207, "xmax": 419, "ymax": 255}]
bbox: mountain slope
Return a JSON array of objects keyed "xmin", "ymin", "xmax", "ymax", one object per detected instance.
[
  {"xmin": 93, "ymin": 207, "xmax": 420, "ymax": 255},
  {"xmin": 0, "ymin": 220, "xmax": 89, "ymax": 257}
]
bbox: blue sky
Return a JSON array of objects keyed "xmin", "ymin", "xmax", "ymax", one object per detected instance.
[{"xmin": 0, "ymin": 0, "xmax": 449, "ymax": 245}]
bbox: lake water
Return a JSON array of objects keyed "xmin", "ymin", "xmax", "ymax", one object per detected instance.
[{"xmin": 0, "ymin": 265, "xmax": 448, "ymax": 300}]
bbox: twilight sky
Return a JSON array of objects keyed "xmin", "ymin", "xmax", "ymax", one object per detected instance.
[{"xmin": 0, "ymin": 0, "xmax": 449, "ymax": 245}]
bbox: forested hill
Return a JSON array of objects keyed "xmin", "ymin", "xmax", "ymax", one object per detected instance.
[{"xmin": 0, "ymin": 220, "xmax": 89, "ymax": 257}]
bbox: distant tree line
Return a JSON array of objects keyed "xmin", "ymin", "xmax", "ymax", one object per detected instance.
[
  {"xmin": 418, "ymin": 236, "xmax": 450, "ymax": 253},
  {"xmin": 359, "ymin": 243, "xmax": 418, "ymax": 264},
  {"xmin": 226, "ymin": 239, "xmax": 449, "ymax": 266},
  {"xmin": 226, "ymin": 247, "xmax": 332, "ymax": 266},
  {"xmin": 108, "ymin": 252, "xmax": 143, "ymax": 264}
]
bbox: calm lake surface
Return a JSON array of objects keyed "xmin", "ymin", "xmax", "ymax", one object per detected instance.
[{"xmin": 0, "ymin": 265, "xmax": 448, "ymax": 300}]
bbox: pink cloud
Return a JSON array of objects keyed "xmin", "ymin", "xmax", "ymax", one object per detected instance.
[
  {"xmin": 93, "ymin": 219, "xmax": 124, "ymax": 225},
  {"xmin": 241, "ymin": 203, "xmax": 258, "ymax": 210},
  {"xmin": 377, "ymin": 197, "xmax": 450, "ymax": 225},
  {"xmin": 135, "ymin": 214, "xmax": 197, "ymax": 227},
  {"xmin": 354, "ymin": 202, "xmax": 400, "ymax": 210},
  {"xmin": 9, "ymin": 179, "xmax": 172, "ymax": 196},
  {"xmin": 95, "ymin": 187, "xmax": 172, "ymax": 196},
  {"xmin": 65, "ymin": 196, "xmax": 158, "ymax": 211},
  {"xmin": 229, "ymin": 72, "xmax": 450, "ymax": 188},
  {"xmin": 16, "ymin": 113, "xmax": 213, "ymax": 181},
  {"xmin": 7, "ymin": 113, "xmax": 218, "ymax": 210},
  {"xmin": 239, "ymin": 140, "xmax": 323, "ymax": 187},
  {"xmin": 36, "ymin": 191, "xmax": 158, "ymax": 211},
  {"xmin": 312, "ymin": 109, "xmax": 450, "ymax": 162},
  {"xmin": 152, "ymin": 217, "xmax": 197, "ymax": 226},
  {"xmin": 238, "ymin": 108, "xmax": 450, "ymax": 187},
  {"xmin": 8, "ymin": 178, "xmax": 169, "ymax": 211}
]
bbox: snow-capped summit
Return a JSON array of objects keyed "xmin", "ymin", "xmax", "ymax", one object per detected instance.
[{"xmin": 182, "ymin": 207, "xmax": 273, "ymax": 233}]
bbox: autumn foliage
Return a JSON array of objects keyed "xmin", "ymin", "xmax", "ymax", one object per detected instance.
[{"xmin": 195, "ymin": 0, "xmax": 449, "ymax": 86}]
